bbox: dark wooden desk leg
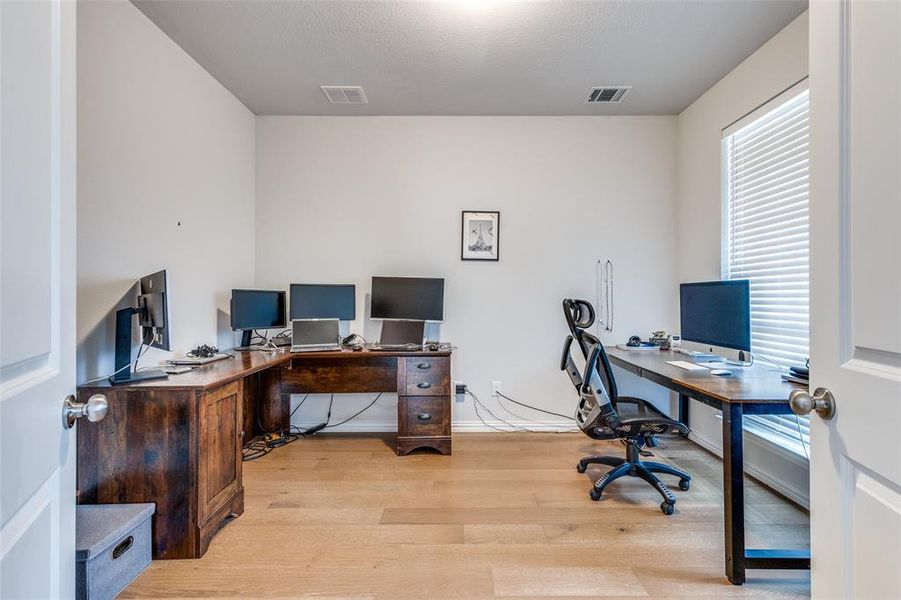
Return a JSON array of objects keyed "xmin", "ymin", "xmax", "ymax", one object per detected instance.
[
  {"xmin": 722, "ymin": 403, "xmax": 746, "ymax": 585},
  {"xmin": 678, "ymin": 394, "xmax": 690, "ymax": 428}
]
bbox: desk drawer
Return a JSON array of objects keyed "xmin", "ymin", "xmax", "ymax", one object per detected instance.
[
  {"xmin": 403, "ymin": 357, "xmax": 450, "ymax": 396},
  {"xmin": 401, "ymin": 396, "xmax": 450, "ymax": 437}
]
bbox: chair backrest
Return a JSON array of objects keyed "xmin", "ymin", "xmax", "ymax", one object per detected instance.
[
  {"xmin": 578, "ymin": 330, "xmax": 620, "ymax": 407},
  {"xmin": 560, "ymin": 299, "xmax": 594, "ymax": 391},
  {"xmin": 561, "ymin": 299, "xmax": 621, "ymax": 433}
]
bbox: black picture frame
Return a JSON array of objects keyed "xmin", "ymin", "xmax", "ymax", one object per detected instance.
[{"xmin": 461, "ymin": 210, "xmax": 500, "ymax": 261}]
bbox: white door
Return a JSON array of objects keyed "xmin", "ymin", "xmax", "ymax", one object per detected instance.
[
  {"xmin": 808, "ymin": 1, "xmax": 901, "ymax": 598},
  {"xmin": 0, "ymin": 0, "xmax": 78, "ymax": 598}
]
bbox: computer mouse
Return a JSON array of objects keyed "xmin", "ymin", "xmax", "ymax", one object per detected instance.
[{"xmin": 710, "ymin": 369, "xmax": 732, "ymax": 377}]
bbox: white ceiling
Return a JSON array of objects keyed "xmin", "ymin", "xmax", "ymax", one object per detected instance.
[{"xmin": 132, "ymin": 0, "xmax": 807, "ymax": 116}]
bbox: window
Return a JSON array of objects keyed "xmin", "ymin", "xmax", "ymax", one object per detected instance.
[{"xmin": 722, "ymin": 82, "xmax": 810, "ymax": 454}]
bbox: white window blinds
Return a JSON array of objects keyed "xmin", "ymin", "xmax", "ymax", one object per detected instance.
[
  {"xmin": 723, "ymin": 86, "xmax": 810, "ymax": 367},
  {"xmin": 723, "ymin": 84, "xmax": 810, "ymax": 456}
]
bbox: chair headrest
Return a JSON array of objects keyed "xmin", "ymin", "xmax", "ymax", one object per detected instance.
[{"xmin": 563, "ymin": 298, "xmax": 595, "ymax": 333}]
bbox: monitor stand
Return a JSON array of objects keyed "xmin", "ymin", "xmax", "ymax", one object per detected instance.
[
  {"xmin": 380, "ymin": 320, "xmax": 425, "ymax": 345},
  {"xmin": 234, "ymin": 329, "xmax": 277, "ymax": 351},
  {"xmin": 110, "ymin": 306, "xmax": 168, "ymax": 385}
]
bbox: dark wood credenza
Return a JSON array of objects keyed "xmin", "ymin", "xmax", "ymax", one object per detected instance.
[{"xmin": 76, "ymin": 348, "xmax": 453, "ymax": 559}]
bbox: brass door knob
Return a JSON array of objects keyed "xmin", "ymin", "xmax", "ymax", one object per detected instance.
[{"xmin": 789, "ymin": 387, "xmax": 835, "ymax": 420}]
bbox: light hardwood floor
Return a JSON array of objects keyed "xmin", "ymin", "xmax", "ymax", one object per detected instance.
[{"xmin": 122, "ymin": 433, "xmax": 810, "ymax": 599}]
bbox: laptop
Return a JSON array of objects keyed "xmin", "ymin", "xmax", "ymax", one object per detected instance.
[
  {"xmin": 290, "ymin": 319, "xmax": 341, "ymax": 353},
  {"xmin": 168, "ymin": 353, "xmax": 230, "ymax": 365}
]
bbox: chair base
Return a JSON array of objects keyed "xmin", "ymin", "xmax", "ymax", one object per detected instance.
[{"xmin": 577, "ymin": 443, "xmax": 691, "ymax": 515}]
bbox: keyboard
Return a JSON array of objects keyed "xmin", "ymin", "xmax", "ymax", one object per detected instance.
[{"xmin": 665, "ymin": 360, "xmax": 710, "ymax": 377}]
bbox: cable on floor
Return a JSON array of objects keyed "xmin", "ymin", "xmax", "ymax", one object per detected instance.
[{"xmin": 324, "ymin": 393, "xmax": 383, "ymax": 429}]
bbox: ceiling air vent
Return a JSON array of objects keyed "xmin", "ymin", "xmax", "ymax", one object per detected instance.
[
  {"xmin": 320, "ymin": 86, "xmax": 368, "ymax": 105},
  {"xmin": 585, "ymin": 86, "xmax": 631, "ymax": 103}
]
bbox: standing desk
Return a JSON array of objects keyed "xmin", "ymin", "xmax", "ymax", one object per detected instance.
[
  {"xmin": 605, "ymin": 347, "xmax": 810, "ymax": 585},
  {"xmin": 76, "ymin": 347, "xmax": 453, "ymax": 559}
]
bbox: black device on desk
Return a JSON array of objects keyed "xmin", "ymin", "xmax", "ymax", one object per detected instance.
[
  {"xmin": 230, "ymin": 289, "xmax": 287, "ymax": 348},
  {"xmin": 371, "ymin": 276, "xmax": 444, "ymax": 345},
  {"xmin": 110, "ymin": 270, "xmax": 170, "ymax": 385}
]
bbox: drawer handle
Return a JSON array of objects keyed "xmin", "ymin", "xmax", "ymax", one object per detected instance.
[
  {"xmin": 417, "ymin": 413, "xmax": 432, "ymax": 421},
  {"xmin": 417, "ymin": 363, "xmax": 432, "ymax": 370},
  {"xmin": 112, "ymin": 536, "xmax": 134, "ymax": 560},
  {"xmin": 417, "ymin": 382, "xmax": 432, "ymax": 389}
]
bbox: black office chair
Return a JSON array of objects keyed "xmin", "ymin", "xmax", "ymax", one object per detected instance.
[{"xmin": 561, "ymin": 298, "xmax": 691, "ymax": 515}]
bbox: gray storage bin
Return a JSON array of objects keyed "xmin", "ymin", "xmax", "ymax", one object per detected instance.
[{"xmin": 76, "ymin": 503, "xmax": 155, "ymax": 600}]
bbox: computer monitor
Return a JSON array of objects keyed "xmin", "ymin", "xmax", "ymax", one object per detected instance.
[
  {"xmin": 290, "ymin": 284, "xmax": 355, "ymax": 321},
  {"xmin": 679, "ymin": 280, "xmax": 751, "ymax": 352},
  {"xmin": 230, "ymin": 289, "xmax": 287, "ymax": 347},
  {"xmin": 370, "ymin": 277, "xmax": 445, "ymax": 322},
  {"xmin": 111, "ymin": 269, "xmax": 171, "ymax": 385}
]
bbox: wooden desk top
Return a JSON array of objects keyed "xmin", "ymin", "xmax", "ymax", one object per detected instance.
[
  {"xmin": 606, "ymin": 346, "xmax": 805, "ymax": 405},
  {"xmin": 78, "ymin": 348, "xmax": 453, "ymax": 393}
]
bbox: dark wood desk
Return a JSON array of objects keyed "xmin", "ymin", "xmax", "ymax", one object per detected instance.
[
  {"xmin": 77, "ymin": 347, "xmax": 453, "ymax": 559},
  {"xmin": 606, "ymin": 347, "xmax": 810, "ymax": 585},
  {"xmin": 257, "ymin": 349, "xmax": 453, "ymax": 456}
]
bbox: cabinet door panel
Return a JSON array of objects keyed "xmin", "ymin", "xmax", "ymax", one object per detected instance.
[{"xmin": 198, "ymin": 381, "xmax": 242, "ymax": 525}]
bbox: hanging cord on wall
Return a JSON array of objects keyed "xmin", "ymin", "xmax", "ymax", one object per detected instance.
[
  {"xmin": 604, "ymin": 260, "xmax": 613, "ymax": 332},
  {"xmin": 496, "ymin": 392, "xmax": 578, "ymax": 434},
  {"xmin": 595, "ymin": 259, "xmax": 614, "ymax": 334},
  {"xmin": 467, "ymin": 389, "xmax": 577, "ymax": 434},
  {"xmin": 467, "ymin": 389, "xmax": 523, "ymax": 432},
  {"xmin": 496, "ymin": 391, "xmax": 573, "ymax": 421}
]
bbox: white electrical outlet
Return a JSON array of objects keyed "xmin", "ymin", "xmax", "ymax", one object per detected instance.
[
  {"xmin": 492, "ymin": 381, "xmax": 502, "ymax": 397},
  {"xmin": 454, "ymin": 381, "xmax": 466, "ymax": 402}
]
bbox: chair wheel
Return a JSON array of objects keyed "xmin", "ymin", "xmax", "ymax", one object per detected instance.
[
  {"xmin": 576, "ymin": 463, "xmax": 587, "ymax": 473},
  {"xmin": 660, "ymin": 502, "xmax": 675, "ymax": 515},
  {"xmin": 679, "ymin": 479, "xmax": 691, "ymax": 491},
  {"xmin": 589, "ymin": 489, "xmax": 601, "ymax": 501}
]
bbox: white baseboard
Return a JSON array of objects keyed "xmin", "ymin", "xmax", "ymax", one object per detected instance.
[
  {"xmin": 292, "ymin": 421, "xmax": 396, "ymax": 433},
  {"xmin": 452, "ymin": 420, "xmax": 576, "ymax": 433},
  {"xmin": 293, "ymin": 420, "xmax": 575, "ymax": 433}
]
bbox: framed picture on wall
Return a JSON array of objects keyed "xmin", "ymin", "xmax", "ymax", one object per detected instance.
[{"xmin": 461, "ymin": 211, "xmax": 500, "ymax": 261}]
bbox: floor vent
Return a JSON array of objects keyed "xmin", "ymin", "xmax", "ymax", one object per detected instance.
[
  {"xmin": 320, "ymin": 86, "xmax": 368, "ymax": 104},
  {"xmin": 585, "ymin": 86, "xmax": 631, "ymax": 103}
]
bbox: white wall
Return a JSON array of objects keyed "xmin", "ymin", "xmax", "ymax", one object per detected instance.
[
  {"xmin": 675, "ymin": 11, "xmax": 810, "ymax": 506},
  {"xmin": 76, "ymin": 0, "xmax": 256, "ymax": 382},
  {"xmin": 255, "ymin": 116, "xmax": 679, "ymax": 431}
]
